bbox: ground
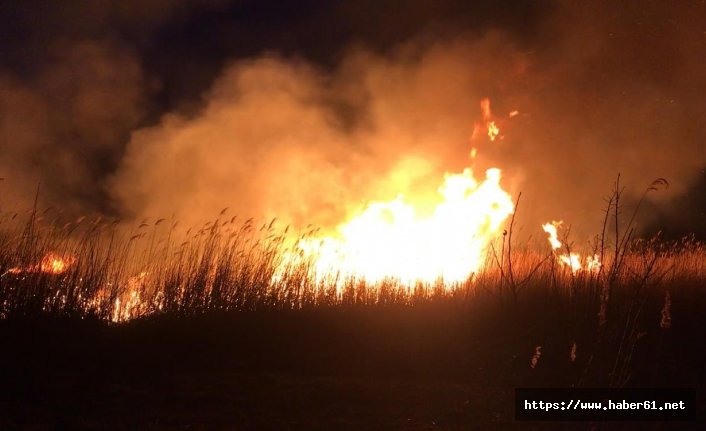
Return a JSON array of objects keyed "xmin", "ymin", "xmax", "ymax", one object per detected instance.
[{"xmin": 1, "ymin": 302, "xmax": 703, "ymax": 430}]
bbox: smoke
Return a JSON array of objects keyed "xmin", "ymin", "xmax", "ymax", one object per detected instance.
[
  {"xmin": 491, "ymin": 0, "xmax": 706, "ymax": 237},
  {"xmin": 0, "ymin": 0, "xmax": 228, "ymax": 214},
  {"xmin": 0, "ymin": 39, "xmax": 145, "ymax": 215},
  {"xmin": 1, "ymin": 0, "xmax": 705, "ymax": 240},
  {"xmin": 111, "ymin": 35, "xmax": 526, "ymax": 231}
]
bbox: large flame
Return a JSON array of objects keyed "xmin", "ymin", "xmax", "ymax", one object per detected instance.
[
  {"xmin": 298, "ymin": 168, "xmax": 514, "ymax": 284},
  {"xmin": 286, "ymin": 100, "xmax": 515, "ymax": 285}
]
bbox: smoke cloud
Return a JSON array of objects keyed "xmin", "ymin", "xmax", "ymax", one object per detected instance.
[
  {"xmin": 0, "ymin": 39, "xmax": 145, "ymax": 215},
  {"xmin": 1, "ymin": 0, "xmax": 704, "ymax": 240},
  {"xmin": 111, "ymin": 35, "xmax": 525, "ymax": 230}
]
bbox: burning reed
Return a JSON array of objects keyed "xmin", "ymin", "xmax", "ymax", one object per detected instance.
[
  {"xmin": 0, "ymin": 197, "xmax": 703, "ymax": 322},
  {"xmin": 0, "ymin": 190, "xmax": 704, "ymax": 390}
]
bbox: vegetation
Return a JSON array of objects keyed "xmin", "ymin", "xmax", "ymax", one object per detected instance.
[{"xmin": 0, "ymin": 181, "xmax": 704, "ymax": 429}]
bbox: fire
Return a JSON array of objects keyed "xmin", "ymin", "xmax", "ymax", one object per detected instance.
[
  {"xmin": 285, "ymin": 100, "xmax": 516, "ymax": 285},
  {"xmin": 111, "ymin": 271, "xmax": 149, "ymax": 323},
  {"xmin": 542, "ymin": 221, "xmax": 563, "ymax": 250},
  {"xmin": 39, "ymin": 253, "xmax": 74, "ymax": 274},
  {"xmin": 542, "ymin": 221, "xmax": 600, "ymax": 274},
  {"xmin": 297, "ymin": 168, "xmax": 514, "ymax": 284},
  {"xmin": 473, "ymin": 98, "xmax": 501, "ymax": 142},
  {"xmin": 487, "ymin": 121, "xmax": 500, "ymax": 142},
  {"xmin": 6, "ymin": 253, "xmax": 75, "ymax": 275}
]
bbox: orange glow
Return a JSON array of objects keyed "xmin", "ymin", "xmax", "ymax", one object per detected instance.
[{"xmin": 480, "ymin": 98, "xmax": 492, "ymax": 122}]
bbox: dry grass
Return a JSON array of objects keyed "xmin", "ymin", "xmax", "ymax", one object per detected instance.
[
  {"xmin": 3, "ymin": 208, "xmax": 701, "ymax": 320},
  {"xmin": 0, "ymin": 183, "xmax": 704, "ymax": 391}
]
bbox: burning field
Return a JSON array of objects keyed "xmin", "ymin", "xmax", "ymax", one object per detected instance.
[
  {"xmin": 1, "ymin": 97, "xmax": 705, "ymax": 429},
  {"xmin": 2, "ymin": 97, "xmax": 685, "ymax": 321},
  {"xmin": 1, "ymin": 0, "xmax": 705, "ymax": 429}
]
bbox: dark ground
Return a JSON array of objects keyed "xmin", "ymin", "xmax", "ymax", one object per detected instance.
[{"xmin": 0, "ymin": 298, "xmax": 704, "ymax": 430}]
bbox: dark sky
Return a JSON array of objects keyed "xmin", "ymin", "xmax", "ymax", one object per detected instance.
[
  {"xmin": 1, "ymin": 0, "xmax": 547, "ymax": 109},
  {"xmin": 0, "ymin": 0, "xmax": 704, "ymax": 239}
]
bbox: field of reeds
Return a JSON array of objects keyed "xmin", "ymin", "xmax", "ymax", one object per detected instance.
[{"xmin": 1, "ymin": 189, "xmax": 704, "ymax": 429}]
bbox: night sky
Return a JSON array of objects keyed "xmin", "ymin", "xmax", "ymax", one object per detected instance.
[
  {"xmin": 0, "ymin": 0, "xmax": 704, "ymax": 239},
  {"xmin": 0, "ymin": 1, "xmax": 546, "ymax": 111}
]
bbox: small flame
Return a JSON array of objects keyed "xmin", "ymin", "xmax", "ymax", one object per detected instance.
[
  {"xmin": 542, "ymin": 221, "xmax": 563, "ymax": 250},
  {"xmin": 542, "ymin": 221, "xmax": 600, "ymax": 274},
  {"xmin": 472, "ymin": 98, "xmax": 503, "ymax": 142},
  {"xmin": 558, "ymin": 253, "xmax": 583, "ymax": 273},
  {"xmin": 6, "ymin": 253, "xmax": 75, "ymax": 275},
  {"xmin": 586, "ymin": 254, "xmax": 602, "ymax": 273},
  {"xmin": 112, "ymin": 271, "xmax": 149, "ymax": 323},
  {"xmin": 487, "ymin": 121, "xmax": 500, "ymax": 141},
  {"xmin": 39, "ymin": 253, "xmax": 74, "ymax": 274}
]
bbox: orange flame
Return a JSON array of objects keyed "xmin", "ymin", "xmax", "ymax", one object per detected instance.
[
  {"xmin": 39, "ymin": 253, "xmax": 75, "ymax": 274},
  {"xmin": 473, "ymin": 98, "xmax": 502, "ymax": 142},
  {"xmin": 542, "ymin": 221, "xmax": 600, "ymax": 274},
  {"xmin": 111, "ymin": 271, "xmax": 150, "ymax": 323},
  {"xmin": 6, "ymin": 253, "xmax": 75, "ymax": 275},
  {"xmin": 283, "ymin": 100, "xmax": 515, "ymax": 285}
]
